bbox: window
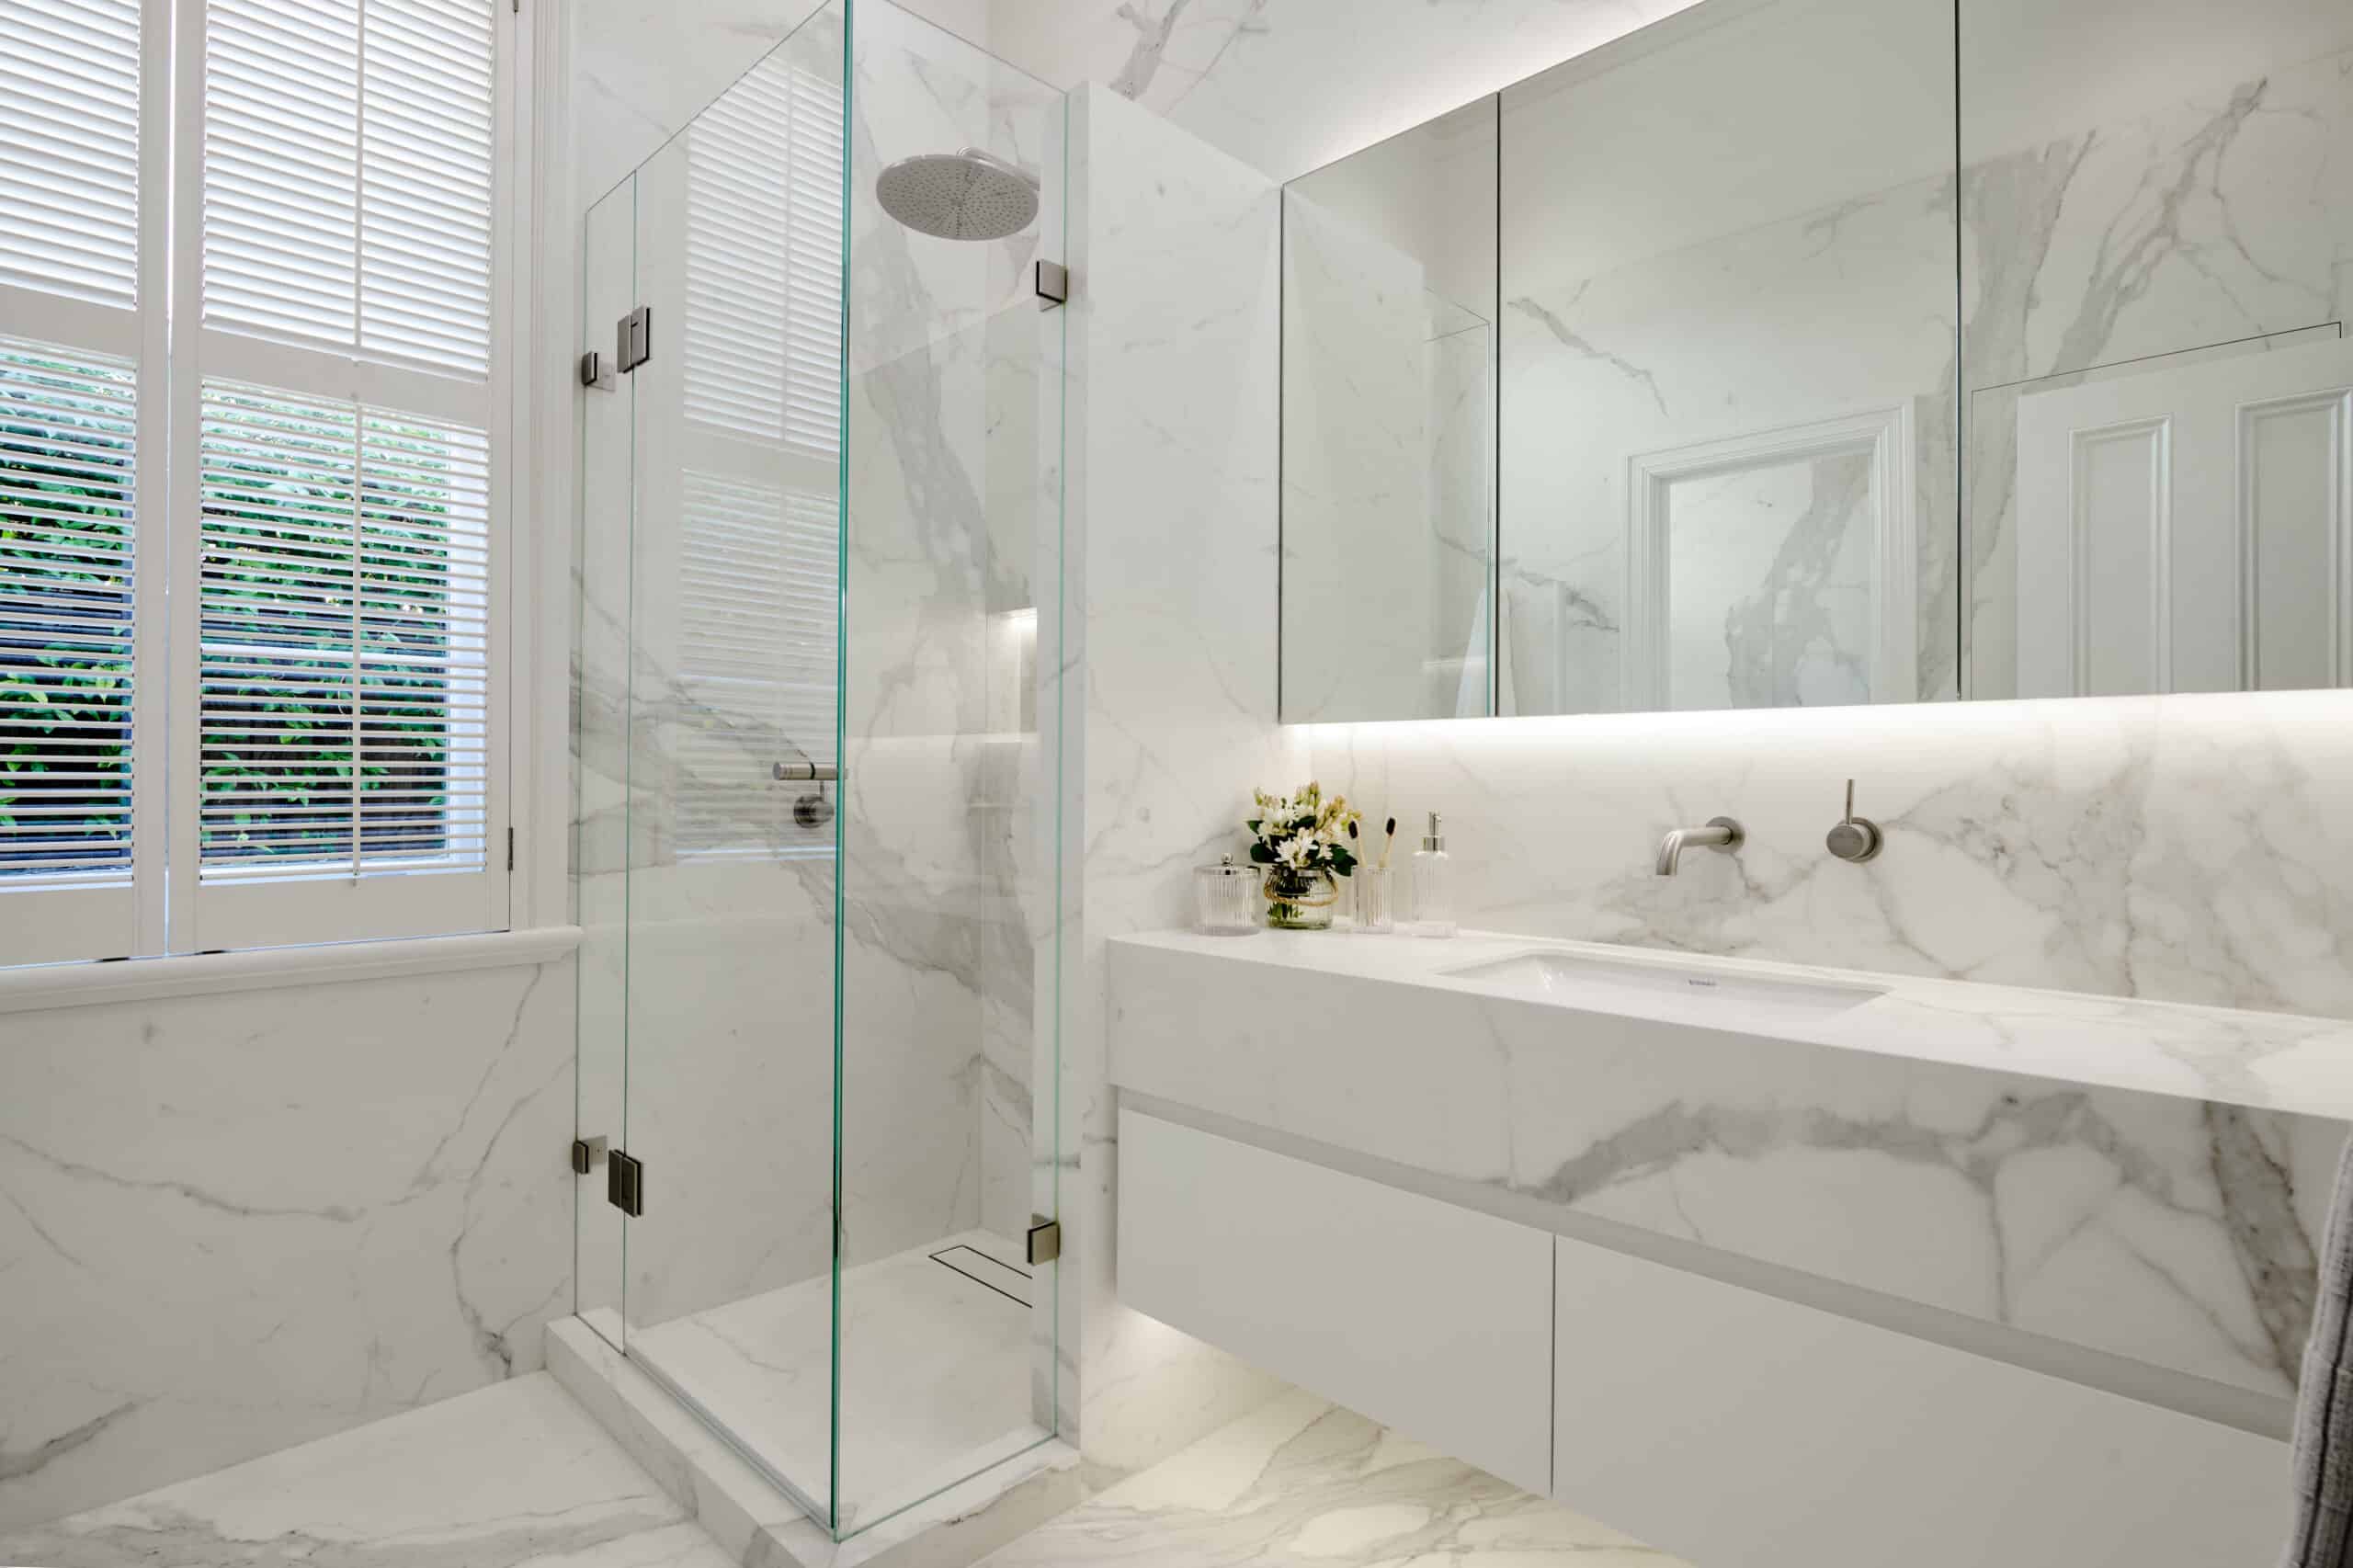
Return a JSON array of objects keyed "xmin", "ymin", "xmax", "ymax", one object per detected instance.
[
  {"xmin": 0, "ymin": 0, "xmax": 515, "ymax": 964},
  {"xmin": 674, "ymin": 50, "xmax": 840, "ymax": 862}
]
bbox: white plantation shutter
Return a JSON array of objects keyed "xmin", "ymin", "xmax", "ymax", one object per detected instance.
[
  {"xmin": 0, "ymin": 340, "xmax": 141, "ymax": 960},
  {"xmin": 675, "ymin": 472, "xmax": 837, "ymax": 859},
  {"xmin": 194, "ymin": 383, "xmax": 489, "ymax": 881},
  {"xmin": 202, "ymin": 0, "xmax": 494, "ymax": 372},
  {"xmin": 0, "ymin": 0, "xmax": 142, "ymax": 312},
  {"xmin": 0, "ymin": 0, "xmax": 153, "ymax": 963},
  {"xmin": 179, "ymin": 0, "xmax": 507, "ymax": 950},
  {"xmin": 684, "ymin": 52, "xmax": 843, "ymax": 457}
]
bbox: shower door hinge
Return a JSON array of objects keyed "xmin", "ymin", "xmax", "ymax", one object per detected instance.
[
  {"xmin": 1034, "ymin": 260, "xmax": 1068, "ymax": 311},
  {"xmin": 571, "ymin": 1135, "xmax": 608, "ymax": 1174},
  {"xmin": 506, "ymin": 825, "xmax": 515, "ymax": 871},
  {"xmin": 608, "ymin": 1149, "xmax": 644, "ymax": 1217},
  {"xmin": 1025, "ymin": 1216, "xmax": 1061, "ymax": 1266},
  {"xmin": 616, "ymin": 305, "xmax": 653, "ymax": 373}
]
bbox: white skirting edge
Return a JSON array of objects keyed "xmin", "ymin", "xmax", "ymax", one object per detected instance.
[{"xmin": 0, "ymin": 925, "xmax": 583, "ymax": 1016}]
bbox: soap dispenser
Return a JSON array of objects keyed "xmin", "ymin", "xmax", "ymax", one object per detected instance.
[{"xmin": 1410, "ymin": 811, "xmax": 1456, "ymax": 937}]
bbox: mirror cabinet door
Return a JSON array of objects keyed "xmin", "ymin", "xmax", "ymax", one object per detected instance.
[
  {"xmin": 1281, "ymin": 98, "xmax": 1499, "ymax": 723},
  {"xmin": 1961, "ymin": 0, "xmax": 2353, "ymax": 700}
]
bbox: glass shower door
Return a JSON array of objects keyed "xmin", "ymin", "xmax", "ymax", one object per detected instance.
[
  {"xmin": 614, "ymin": 1, "xmax": 848, "ymax": 1529},
  {"xmin": 834, "ymin": 0, "xmax": 1066, "ymax": 1533},
  {"xmin": 573, "ymin": 171, "xmax": 634, "ymax": 1346}
]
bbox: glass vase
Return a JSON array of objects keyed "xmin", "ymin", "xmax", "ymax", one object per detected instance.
[{"xmin": 1264, "ymin": 865, "xmax": 1339, "ymax": 930}]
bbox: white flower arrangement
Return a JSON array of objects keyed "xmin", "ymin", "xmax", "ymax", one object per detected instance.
[{"xmin": 1246, "ymin": 782, "xmax": 1361, "ymax": 880}]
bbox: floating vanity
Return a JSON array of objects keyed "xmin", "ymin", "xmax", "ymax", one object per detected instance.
[{"xmin": 1108, "ymin": 929, "xmax": 2353, "ymax": 1568}]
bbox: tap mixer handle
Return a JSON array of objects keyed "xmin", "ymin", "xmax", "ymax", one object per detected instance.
[{"xmin": 1825, "ymin": 779, "xmax": 1882, "ymax": 863}]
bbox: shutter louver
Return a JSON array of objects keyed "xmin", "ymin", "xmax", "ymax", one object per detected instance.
[
  {"xmin": 197, "ymin": 381, "xmax": 488, "ymax": 880},
  {"xmin": 203, "ymin": 0, "xmax": 361, "ymax": 347},
  {"xmin": 684, "ymin": 54, "xmax": 842, "ymax": 457},
  {"xmin": 676, "ymin": 472, "xmax": 837, "ymax": 859},
  {"xmin": 0, "ymin": 0, "xmax": 142, "ymax": 312},
  {"xmin": 203, "ymin": 0, "xmax": 494, "ymax": 373},
  {"xmin": 360, "ymin": 0, "xmax": 494, "ymax": 372},
  {"xmin": 781, "ymin": 67, "xmax": 844, "ymax": 457},
  {"xmin": 0, "ymin": 340, "xmax": 136, "ymax": 884}
]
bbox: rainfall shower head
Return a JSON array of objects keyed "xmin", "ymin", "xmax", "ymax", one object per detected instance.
[{"xmin": 875, "ymin": 147, "xmax": 1039, "ymax": 241}]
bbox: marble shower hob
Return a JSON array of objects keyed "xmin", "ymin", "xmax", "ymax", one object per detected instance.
[{"xmin": 625, "ymin": 1228, "xmax": 1049, "ymax": 1532}]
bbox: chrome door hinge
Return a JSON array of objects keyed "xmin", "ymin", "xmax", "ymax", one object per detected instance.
[
  {"xmin": 608, "ymin": 1149, "xmax": 644, "ymax": 1217},
  {"xmin": 1025, "ymin": 1216, "xmax": 1062, "ymax": 1265},
  {"xmin": 571, "ymin": 1135, "xmax": 608, "ymax": 1174},
  {"xmin": 1034, "ymin": 260, "xmax": 1068, "ymax": 311},
  {"xmin": 616, "ymin": 305, "xmax": 652, "ymax": 373},
  {"xmin": 579, "ymin": 348, "xmax": 615, "ymax": 391}
]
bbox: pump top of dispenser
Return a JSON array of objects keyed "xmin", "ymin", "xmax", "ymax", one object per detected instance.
[{"xmin": 1422, "ymin": 812, "xmax": 1445, "ymax": 854}]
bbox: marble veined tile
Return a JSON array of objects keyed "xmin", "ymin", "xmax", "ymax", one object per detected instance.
[
  {"xmin": 0, "ymin": 1373, "xmax": 733, "ymax": 1568},
  {"xmin": 977, "ymin": 1389, "xmax": 1677, "ymax": 1568}
]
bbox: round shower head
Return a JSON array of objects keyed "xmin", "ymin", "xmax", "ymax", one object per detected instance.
[{"xmin": 875, "ymin": 147, "xmax": 1039, "ymax": 242}]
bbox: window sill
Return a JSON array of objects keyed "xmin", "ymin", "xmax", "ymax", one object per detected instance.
[{"xmin": 0, "ymin": 926, "xmax": 582, "ymax": 1017}]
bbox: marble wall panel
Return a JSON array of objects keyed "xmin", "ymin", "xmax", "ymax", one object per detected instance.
[{"xmin": 0, "ymin": 960, "xmax": 576, "ymax": 1530}]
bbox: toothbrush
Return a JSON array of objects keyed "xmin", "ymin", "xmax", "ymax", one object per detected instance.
[{"xmin": 1379, "ymin": 816, "xmax": 1397, "ymax": 871}]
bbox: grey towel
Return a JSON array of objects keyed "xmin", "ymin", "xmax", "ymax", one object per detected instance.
[{"xmin": 2285, "ymin": 1133, "xmax": 2353, "ymax": 1566}]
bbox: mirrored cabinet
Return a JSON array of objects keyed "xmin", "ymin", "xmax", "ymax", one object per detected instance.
[{"xmin": 1279, "ymin": 0, "xmax": 2353, "ymax": 722}]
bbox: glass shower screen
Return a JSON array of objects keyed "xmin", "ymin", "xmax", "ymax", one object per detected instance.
[{"xmin": 572, "ymin": 0, "xmax": 1066, "ymax": 1538}]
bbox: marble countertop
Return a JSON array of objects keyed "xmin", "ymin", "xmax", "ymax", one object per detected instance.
[
  {"xmin": 1107, "ymin": 927, "xmax": 2353, "ymax": 1402},
  {"xmin": 1113, "ymin": 927, "xmax": 2353, "ymax": 1124}
]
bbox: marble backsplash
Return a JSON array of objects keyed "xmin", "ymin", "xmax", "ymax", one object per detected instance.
[{"xmin": 1302, "ymin": 688, "xmax": 2353, "ymax": 1023}]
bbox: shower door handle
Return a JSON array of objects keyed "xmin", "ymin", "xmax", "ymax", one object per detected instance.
[{"xmin": 773, "ymin": 762, "xmax": 838, "ymax": 782}]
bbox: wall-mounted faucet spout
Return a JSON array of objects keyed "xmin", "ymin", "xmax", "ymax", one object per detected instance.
[{"xmin": 1655, "ymin": 816, "xmax": 1744, "ymax": 877}]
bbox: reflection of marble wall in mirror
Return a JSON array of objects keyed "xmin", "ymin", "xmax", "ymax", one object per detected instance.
[
  {"xmin": 1497, "ymin": 0, "xmax": 1957, "ymax": 715},
  {"xmin": 1962, "ymin": 0, "xmax": 2353, "ymax": 699},
  {"xmin": 1663, "ymin": 451, "xmax": 1874, "ymax": 710}
]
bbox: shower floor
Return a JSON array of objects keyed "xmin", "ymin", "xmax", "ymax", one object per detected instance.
[{"xmin": 629, "ymin": 1229, "xmax": 1049, "ymax": 1533}]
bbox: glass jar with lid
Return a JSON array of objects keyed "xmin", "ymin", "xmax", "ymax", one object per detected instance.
[{"xmin": 1192, "ymin": 854, "xmax": 1262, "ymax": 934}]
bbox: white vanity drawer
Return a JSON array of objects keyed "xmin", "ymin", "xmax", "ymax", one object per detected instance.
[
  {"xmin": 1552, "ymin": 1234, "xmax": 2287, "ymax": 1568},
  {"xmin": 1118, "ymin": 1108, "xmax": 1553, "ymax": 1494}
]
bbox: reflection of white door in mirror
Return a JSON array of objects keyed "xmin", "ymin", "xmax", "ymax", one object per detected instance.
[
  {"xmin": 1623, "ymin": 405, "xmax": 1917, "ymax": 711},
  {"xmin": 2016, "ymin": 335, "xmax": 2353, "ymax": 699}
]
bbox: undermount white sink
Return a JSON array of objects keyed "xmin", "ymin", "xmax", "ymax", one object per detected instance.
[{"xmin": 1443, "ymin": 948, "xmax": 1883, "ymax": 1022}]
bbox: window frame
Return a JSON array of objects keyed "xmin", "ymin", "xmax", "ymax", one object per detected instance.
[{"xmin": 0, "ymin": 0, "xmax": 524, "ymax": 966}]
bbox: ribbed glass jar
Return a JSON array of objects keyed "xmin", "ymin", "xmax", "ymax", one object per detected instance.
[{"xmin": 1193, "ymin": 855, "xmax": 1263, "ymax": 934}]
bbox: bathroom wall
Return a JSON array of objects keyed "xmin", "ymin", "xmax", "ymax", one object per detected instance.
[
  {"xmin": 1052, "ymin": 84, "xmax": 1302, "ymax": 1475},
  {"xmin": 0, "ymin": 956, "xmax": 577, "ymax": 1530}
]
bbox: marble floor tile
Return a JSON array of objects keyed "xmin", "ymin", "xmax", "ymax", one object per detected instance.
[
  {"xmin": 0, "ymin": 1373, "xmax": 733, "ymax": 1568},
  {"xmin": 977, "ymin": 1389, "xmax": 1681, "ymax": 1568},
  {"xmin": 628, "ymin": 1229, "xmax": 1047, "ymax": 1532}
]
